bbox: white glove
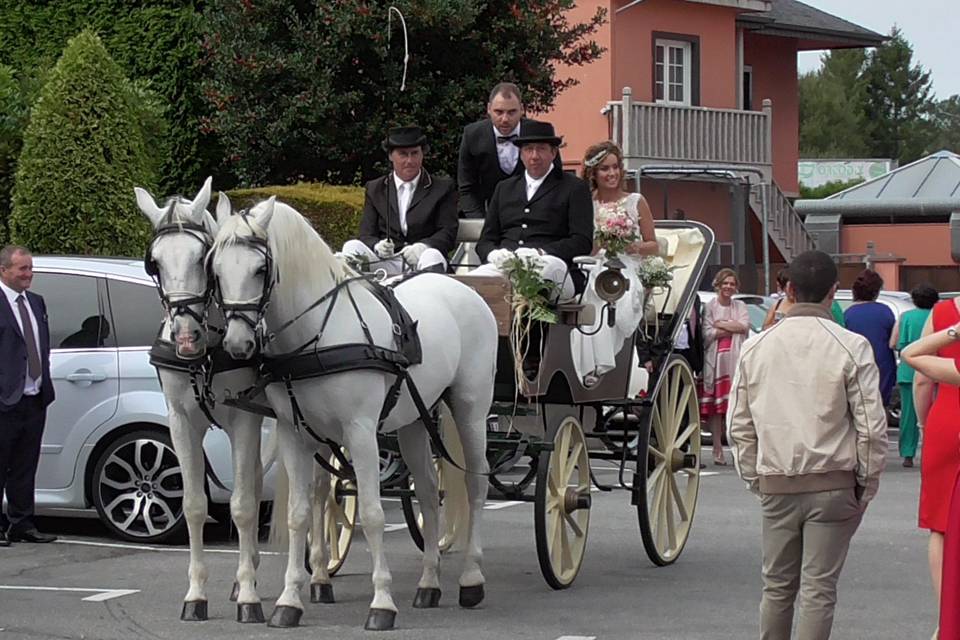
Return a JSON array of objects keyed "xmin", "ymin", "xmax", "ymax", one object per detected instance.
[
  {"xmin": 486, "ymin": 248, "xmax": 513, "ymax": 268},
  {"xmin": 399, "ymin": 242, "xmax": 428, "ymax": 266},
  {"xmin": 374, "ymin": 238, "xmax": 395, "ymax": 259},
  {"xmin": 515, "ymin": 247, "xmax": 542, "ymax": 261}
]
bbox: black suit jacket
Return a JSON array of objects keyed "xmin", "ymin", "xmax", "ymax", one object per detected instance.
[
  {"xmin": 457, "ymin": 118, "xmax": 564, "ymax": 218},
  {"xmin": 358, "ymin": 170, "xmax": 458, "ymax": 256},
  {"xmin": 0, "ymin": 290, "xmax": 55, "ymax": 410},
  {"xmin": 477, "ymin": 169, "xmax": 593, "ymax": 265}
]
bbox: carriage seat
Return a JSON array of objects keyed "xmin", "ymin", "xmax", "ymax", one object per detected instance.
[
  {"xmin": 450, "ymin": 219, "xmax": 484, "ymax": 274},
  {"xmin": 647, "ymin": 227, "xmax": 706, "ymax": 316}
]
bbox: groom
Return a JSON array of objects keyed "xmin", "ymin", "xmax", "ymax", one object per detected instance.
[{"xmin": 472, "ymin": 121, "xmax": 593, "ymax": 299}]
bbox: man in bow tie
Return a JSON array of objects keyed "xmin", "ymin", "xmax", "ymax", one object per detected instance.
[
  {"xmin": 457, "ymin": 82, "xmax": 562, "ymax": 219},
  {"xmin": 342, "ymin": 126, "xmax": 458, "ymax": 274},
  {"xmin": 472, "ymin": 121, "xmax": 593, "ymax": 300},
  {"xmin": 0, "ymin": 245, "xmax": 57, "ymax": 546}
]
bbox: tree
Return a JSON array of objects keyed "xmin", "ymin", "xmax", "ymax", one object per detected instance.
[
  {"xmin": 931, "ymin": 95, "xmax": 960, "ymax": 154},
  {"xmin": 10, "ymin": 30, "xmax": 154, "ymax": 256},
  {"xmin": 799, "ymin": 49, "xmax": 869, "ymax": 158},
  {"xmin": 863, "ymin": 27, "xmax": 936, "ymax": 164},
  {"xmin": 201, "ymin": 0, "xmax": 606, "ymax": 186}
]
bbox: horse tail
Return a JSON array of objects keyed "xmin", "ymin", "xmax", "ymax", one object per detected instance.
[{"xmin": 268, "ymin": 458, "xmax": 289, "ymax": 550}]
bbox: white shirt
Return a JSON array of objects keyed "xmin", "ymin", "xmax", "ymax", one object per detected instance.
[
  {"xmin": 392, "ymin": 171, "xmax": 421, "ymax": 235},
  {"xmin": 493, "ymin": 123, "xmax": 520, "ymax": 175},
  {"xmin": 0, "ymin": 280, "xmax": 42, "ymax": 395},
  {"xmin": 525, "ymin": 165, "xmax": 553, "ymax": 201}
]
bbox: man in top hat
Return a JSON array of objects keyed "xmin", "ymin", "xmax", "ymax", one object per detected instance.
[
  {"xmin": 457, "ymin": 82, "xmax": 562, "ymax": 219},
  {"xmin": 472, "ymin": 121, "xmax": 592, "ymax": 299},
  {"xmin": 342, "ymin": 126, "xmax": 458, "ymax": 274}
]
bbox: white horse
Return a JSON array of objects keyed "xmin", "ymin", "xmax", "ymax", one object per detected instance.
[
  {"xmin": 135, "ymin": 179, "xmax": 271, "ymax": 623},
  {"xmin": 210, "ymin": 196, "xmax": 497, "ymax": 630}
]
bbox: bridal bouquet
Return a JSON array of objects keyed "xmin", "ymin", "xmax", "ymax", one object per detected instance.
[
  {"xmin": 594, "ymin": 202, "xmax": 639, "ymax": 258},
  {"xmin": 637, "ymin": 255, "xmax": 676, "ymax": 289}
]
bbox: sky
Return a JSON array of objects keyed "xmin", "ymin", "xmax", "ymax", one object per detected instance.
[{"xmin": 796, "ymin": 0, "xmax": 959, "ymax": 100}]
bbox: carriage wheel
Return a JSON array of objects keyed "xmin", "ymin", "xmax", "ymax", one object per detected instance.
[
  {"xmin": 307, "ymin": 451, "xmax": 358, "ymax": 576},
  {"xmin": 400, "ymin": 409, "xmax": 468, "ymax": 553},
  {"xmin": 636, "ymin": 355, "xmax": 701, "ymax": 566},
  {"xmin": 534, "ymin": 415, "xmax": 591, "ymax": 590}
]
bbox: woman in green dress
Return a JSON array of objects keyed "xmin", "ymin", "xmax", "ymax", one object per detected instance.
[{"xmin": 891, "ymin": 284, "xmax": 939, "ymax": 467}]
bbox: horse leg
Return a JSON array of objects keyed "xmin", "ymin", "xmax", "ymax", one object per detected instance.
[
  {"xmin": 309, "ymin": 445, "xmax": 335, "ymax": 603},
  {"xmin": 344, "ymin": 424, "xmax": 398, "ymax": 630},
  {"xmin": 223, "ymin": 415, "xmax": 265, "ymax": 623},
  {"xmin": 446, "ymin": 393, "xmax": 490, "ymax": 608},
  {"xmin": 167, "ymin": 408, "xmax": 210, "ymax": 621},
  {"xmin": 397, "ymin": 424, "xmax": 442, "ymax": 608},
  {"xmin": 268, "ymin": 424, "xmax": 314, "ymax": 628}
]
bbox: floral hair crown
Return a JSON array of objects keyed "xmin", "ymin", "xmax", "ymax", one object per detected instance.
[{"xmin": 584, "ymin": 148, "xmax": 611, "ymax": 168}]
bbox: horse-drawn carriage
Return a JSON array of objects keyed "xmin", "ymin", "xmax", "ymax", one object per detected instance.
[{"xmin": 140, "ymin": 183, "xmax": 714, "ymax": 629}]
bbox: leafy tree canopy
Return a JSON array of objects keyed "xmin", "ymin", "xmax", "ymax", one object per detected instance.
[{"xmin": 201, "ymin": 0, "xmax": 606, "ymax": 187}]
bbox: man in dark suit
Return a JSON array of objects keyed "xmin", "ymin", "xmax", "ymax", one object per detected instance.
[
  {"xmin": 457, "ymin": 82, "xmax": 563, "ymax": 219},
  {"xmin": 0, "ymin": 245, "xmax": 56, "ymax": 545},
  {"xmin": 342, "ymin": 126, "xmax": 458, "ymax": 274},
  {"xmin": 473, "ymin": 121, "xmax": 593, "ymax": 300}
]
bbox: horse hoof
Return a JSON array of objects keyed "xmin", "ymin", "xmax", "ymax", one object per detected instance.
[
  {"xmin": 364, "ymin": 608, "xmax": 397, "ymax": 631},
  {"xmin": 310, "ymin": 582, "xmax": 335, "ymax": 604},
  {"xmin": 459, "ymin": 584, "xmax": 485, "ymax": 608},
  {"xmin": 229, "ymin": 581, "xmax": 239, "ymax": 602},
  {"xmin": 237, "ymin": 602, "xmax": 265, "ymax": 624},
  {"xmin": 267, "ymin": 605, "xmax": 303, "ymax": 628},
  {"xmin": 412, "ymin": 587, "xmax": 441, "ymax": 608},
  {"xmin": 180, "ymin": 600, "xmax": 208, "ymax": 621}
]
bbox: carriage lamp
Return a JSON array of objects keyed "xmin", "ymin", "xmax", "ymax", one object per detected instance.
[{"xmin": 594, "ymin": 258, "xmax": 630, "ymax": 327}]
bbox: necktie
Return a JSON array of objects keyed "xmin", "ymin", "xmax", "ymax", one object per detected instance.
[
  {"xmin": 497, "ymin": 134, "xmax": 518, "ymax": 144},
  {"xmin": 16, "ymin": 295, "xmax": 41, "ymax": 380}
]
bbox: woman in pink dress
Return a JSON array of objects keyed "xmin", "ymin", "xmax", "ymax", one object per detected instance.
[
  {"xmin": 902, "ymin": 319, "xmax": 960, "ymax": 640},
  {"xmin": 701, "ymin": 268, "xmax": 750, "ymax": 465}
]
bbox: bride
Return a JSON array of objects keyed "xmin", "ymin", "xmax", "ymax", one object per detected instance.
[{"xmin": 572, "ymin": 141, "xmax": 659, "ymax": 385}]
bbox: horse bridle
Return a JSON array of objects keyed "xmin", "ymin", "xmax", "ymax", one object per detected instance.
[
  {"xmin": 213, "ymin": 212, "xmax": 277, "ymax": 351},
  {"xmin": 145, "ymin": 205, "xmax": 216, "ymax": 332}
]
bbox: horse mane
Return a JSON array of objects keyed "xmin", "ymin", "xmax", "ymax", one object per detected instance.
[
  {"xmin": 212, "ymin": 199, "xmax": 350, "ymax": 286},
  {"xmin": 163, "ymin": 195, "xmax": 218, "ymax": 236}
]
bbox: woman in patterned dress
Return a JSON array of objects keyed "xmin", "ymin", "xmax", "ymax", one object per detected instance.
[{"xmin": 701, "ymin": 268, "xmax": 750, "ymax": 465}]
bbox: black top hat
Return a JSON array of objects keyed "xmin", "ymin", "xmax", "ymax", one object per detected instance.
[
  {"xmin": 382, "ymin": 126, "xmax": 427, "ymax": 151},
  {"xmin": 512, "ymin": 120, "xmax": 563, "ymax": 147}
]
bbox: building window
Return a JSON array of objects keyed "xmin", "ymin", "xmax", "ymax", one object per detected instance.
[
  {"xmin": 653, "ymin": 35, "xmax": 699, "ymax": 106},
  {"xmin": 742, "ymin": 65, "xmax": 753, "ymax": 111}
]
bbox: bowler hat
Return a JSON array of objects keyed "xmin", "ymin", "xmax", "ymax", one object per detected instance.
[
  {"xmin": 512, "ymin": 121, "xmax": 563, "ymax": 147},
  {"xmin": 382, "ymin": 126, "xmax": 427, "ymax": 151}
]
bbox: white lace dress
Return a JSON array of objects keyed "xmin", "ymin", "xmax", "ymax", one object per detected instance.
[{"xmin": 571, "ymin": 193, "xmax": 648, "ymax": 384}]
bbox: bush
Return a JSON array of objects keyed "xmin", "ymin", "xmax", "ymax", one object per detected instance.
[
  {"xmin": 799, "ymin": 178, "xmax": 865, "ymax": 200},
  {"xmin": 226, "ymin": 183, "xmax": 365, "ymax": 251},
  {"xmin": 10, "ymin": 30, "xmax": 154, "ymax": 256}
]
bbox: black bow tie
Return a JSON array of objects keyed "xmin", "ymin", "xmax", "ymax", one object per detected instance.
[{"xmin": 497, "ymin": 134, "xmax": 518, "ymax": 144}]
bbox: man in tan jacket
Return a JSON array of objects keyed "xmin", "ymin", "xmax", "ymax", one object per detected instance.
[{"xmin": 727, "ymin": 250, "xmax": 887, "ymax": 640}]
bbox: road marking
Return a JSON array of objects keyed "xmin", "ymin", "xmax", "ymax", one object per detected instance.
[
  {"xmin": 556, "ymin": 636, "xmax": 596, "ymax": 640},
  {"xmin": 483, "ymin": 500, "xmax": 524, "ymax": 510},
  {"xmin": 0, "ymin": 585, "xmax": 140, "ymax": 602}
]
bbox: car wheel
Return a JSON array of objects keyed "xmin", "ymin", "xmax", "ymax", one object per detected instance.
[{"xmin": 92, "ymin": 430, "xmax": 187, "ymax": 544}]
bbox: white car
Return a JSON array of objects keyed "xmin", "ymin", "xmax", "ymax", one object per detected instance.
[{"xmin": 23, "ymin": 256, "xmax": 275, "ymax": 543}]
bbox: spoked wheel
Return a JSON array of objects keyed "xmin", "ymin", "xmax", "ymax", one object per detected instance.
[
  {"xmin": 534, "ymin": 415, "xmax": 591, "ymax": 590},
  {"xmin": 636, "ymin": 355, "xmax": 701, "ymax": 566},
  {"xmin": 306, "ymin": 450, "xmax": 358, "ymax": 576},
  {"xmin": 400, "ymin": 408, "xmax": 468, "ymax": 553}
]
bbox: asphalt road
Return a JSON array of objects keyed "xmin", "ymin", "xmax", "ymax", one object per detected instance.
[{"xmin": 0, "ymin": 444, "xmax": 936, "ymax": 640}]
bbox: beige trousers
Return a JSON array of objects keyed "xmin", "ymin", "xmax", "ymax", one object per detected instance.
[{"xmin": 759, "ymin": 488, "xmax": 864, "ymax": 640}]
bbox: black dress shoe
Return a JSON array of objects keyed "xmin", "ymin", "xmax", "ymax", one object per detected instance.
[
  {"xmin": 0, "ymin": 530, "xmax": 9, "ymax": 547},
  {"xmin": 8, "ymin": 529, "xmax": 57, "ymax": 543}
]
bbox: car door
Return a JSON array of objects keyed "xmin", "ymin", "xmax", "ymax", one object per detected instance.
[{"xmin": 30, "ymin": 270, "xmax": 120, "ymax": 490}]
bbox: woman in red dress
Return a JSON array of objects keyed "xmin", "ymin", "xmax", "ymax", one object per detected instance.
[{"xmin": 903, "ymin": 311, "xmax": 960, "ymax": 640}]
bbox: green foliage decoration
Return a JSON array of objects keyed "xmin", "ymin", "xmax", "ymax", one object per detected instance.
[
  {"xmin": 201, "ymin": 0, "xmax": 606, "ymax": 187},
  {"xmin": 10, "ymin": 30, "xmax": 154, "ymax": 256},
  {"xmin": 226, "ymin": 183, "xmax": 365, "ymax": 251}
]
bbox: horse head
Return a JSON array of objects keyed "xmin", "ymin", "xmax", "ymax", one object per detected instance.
[
  {"xmin": 211, "ymin": 196, "xmax": 278, "ymax": 360},
  {"xmin": 135, "ymin": 176, "xmax": 218, "ymax": 358}
]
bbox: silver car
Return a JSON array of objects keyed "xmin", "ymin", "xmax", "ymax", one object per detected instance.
[{"xmin": 23, "ymin": 256, "xmax": 273, "ymax": 543}]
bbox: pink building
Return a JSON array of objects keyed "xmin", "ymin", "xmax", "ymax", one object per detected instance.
[{"xmin": 545, "ymin": 0, "xmax": 883, "ymax": 292}]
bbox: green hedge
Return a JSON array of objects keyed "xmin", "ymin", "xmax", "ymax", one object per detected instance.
[
  {"xmin": 226, "ymin": 183, "xmax": 365, "ymax": 251},
  {"xmin": 10, "ymin": 31, "xmax": 153, "ymax": 256}
]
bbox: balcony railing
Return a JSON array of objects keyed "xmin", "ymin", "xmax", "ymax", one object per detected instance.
[{"xmin": 605, "ymin": 87, "xmax": 772, "ymax": 176}]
